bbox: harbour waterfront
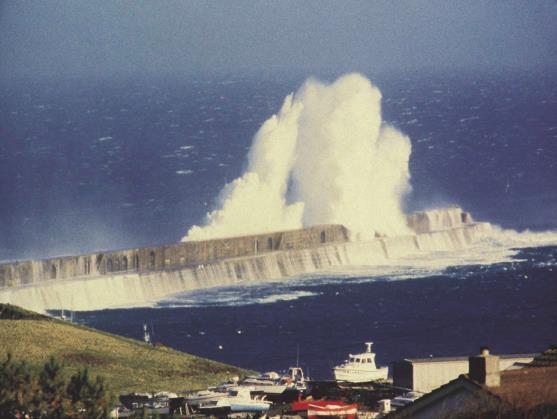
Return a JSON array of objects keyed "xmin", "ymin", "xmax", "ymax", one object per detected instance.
[
  {"xmin": 77, "ymin": 245, "xmax": 557, "ymax": 380},
  {"xmin": 2, "ymin": 70, "xmax": 556, "ymax": 394},
  {"xmin": 2, "ymin": 3, "xmax": 557, "ymax": 416}
]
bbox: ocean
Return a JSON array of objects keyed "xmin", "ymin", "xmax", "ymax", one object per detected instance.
[
  {"xmin": 78, "ymin": 245, "xmax": 557, "ymax": 379},
  {"xmin": 1, "ymin": 71, "xmax": 556, "ymax": 378}
]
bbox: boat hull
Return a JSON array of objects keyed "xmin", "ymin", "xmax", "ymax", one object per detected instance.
[
  {"xmin": 185, "ymin": 391, "xmax": 227, "ymax": 406},
  {"xmin": 230, "ymin": 402, "xmax": 271, "ymax": 412},
  {"xmin": 333, "ymin": 366, "xmax": 388, "ymax": 383},
  {"xmin": 199, "ymin": 401, "xmax": 270, "ymax": 414}
]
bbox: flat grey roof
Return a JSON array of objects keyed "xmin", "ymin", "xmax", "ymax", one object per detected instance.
[{"xmin": 401, "ymin": 353, "xmax": 539, "ymax": 364}]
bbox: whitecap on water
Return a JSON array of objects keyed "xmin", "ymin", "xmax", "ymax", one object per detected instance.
[
  {"xmin": 155, "ymin": 288, "xmax": 321, "ymax": 308},
  {"xmin": 153, "ymin": 231, "xmax": 557, "ymax": 309}
]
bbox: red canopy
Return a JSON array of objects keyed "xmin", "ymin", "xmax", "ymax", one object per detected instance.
[
  {"xmin": 308, "ymin": 403, "xmax": 358, "ymax": 418},
  {"xmin": 291, "ymin": 400, "xmax": 347, "ymax": 412}
]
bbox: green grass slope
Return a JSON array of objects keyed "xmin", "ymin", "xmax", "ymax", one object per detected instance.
[{"xmin": 0, "ymin": 304, "xmax": 248, "ymax": 394}]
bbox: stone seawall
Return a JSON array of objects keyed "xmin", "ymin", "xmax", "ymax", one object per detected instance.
[
  {"xmin": 0, "ymin": 219, "xmax": 491, "ymax": 313},
  {"xmin": 0, "ymin": 207, "xmax": 484, "ymax": 312},
  {"xmin": 0, "ymin": 224, "xmax": 349, "ymax": 288}
]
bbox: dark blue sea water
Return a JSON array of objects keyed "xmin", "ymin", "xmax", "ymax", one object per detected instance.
[
  {"xmin": 1, "ymin": 72, "xmax": 556, "ymax": 377},
  {"xmin": 78, "ymin": 245, "xmax": 557, "ymax": 379}
]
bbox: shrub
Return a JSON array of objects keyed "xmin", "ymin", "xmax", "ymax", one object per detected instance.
[{"xmin": 0, "ymin": 353, "xmax": 110, "ymax": 418}]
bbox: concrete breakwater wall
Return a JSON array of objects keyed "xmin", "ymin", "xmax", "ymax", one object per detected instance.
[
  {"xmin": 0, "ymin": 212, "xmax": 490, "ymax": 312},
  {"xmin": 0, "ymin": 207, "xmax": 472, "ymax": 289},
  {"xmin": 0, "ymin": 224, "xmax": 349, "ymax": 288}
]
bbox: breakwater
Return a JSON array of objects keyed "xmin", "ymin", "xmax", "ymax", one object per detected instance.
[{"xmin": 0, "ymin": 207, "xmax": 491, "ymax": 312}]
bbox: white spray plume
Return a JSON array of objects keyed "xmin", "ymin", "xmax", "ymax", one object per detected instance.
[
  {"xmin": 183, "ymin": 73, "xmax": 412, "ymax": 242},
  {"xmin": 186, "ymin": 95, "xmax": 304, "ymax": 240}
]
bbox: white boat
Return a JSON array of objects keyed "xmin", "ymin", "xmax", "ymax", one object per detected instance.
[
  {"xmin": 286, "ymin": 366, "xmax": 308, "ymax": 392},
  {"xmin": 198, "ymin": 387, "xmax": 272, "ymax": 414},
  {"xmin": 243, "ymin": 371, "xmax": 286, "ymax": 395},
  {"xmin": 333, "ymin": 342, "xmax": 389, "ymax": 383},
  {"xmin": 118, "ymin": 392, "xmax": 171, "ymax": 415},
  {"xmin": 184, "ymin": 388, "xmax": 228, "ymax": 406},
  {"xmin": 390, "ymin": 391, "xmax": 422, "ymax": 409},
  {"xmin": 243, "ymin": 366, "xmax": 308, "ymax": 394},
  {"xmin": 185, "ymin": 376, "xmax": 240, "ymax": 406}
]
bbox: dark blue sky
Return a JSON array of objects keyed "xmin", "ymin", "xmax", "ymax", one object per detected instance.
[{"xmin": 1, "ymin": 1, "xmax": 556, "ymax": 79}]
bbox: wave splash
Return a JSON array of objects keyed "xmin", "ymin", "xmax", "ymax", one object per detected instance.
[{"xmin": 184, "ymin": 73, "xmax": 412, "ymax": 242}]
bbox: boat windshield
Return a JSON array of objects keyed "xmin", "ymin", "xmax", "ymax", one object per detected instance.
[{"xmin": 348, "ymin": 356, "xmax": 376, "ymax": 364}]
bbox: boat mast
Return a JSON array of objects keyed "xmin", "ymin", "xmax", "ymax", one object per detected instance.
[{"xmin": 143, "ymin": 322, "xmax": 152, "ymax": 345}]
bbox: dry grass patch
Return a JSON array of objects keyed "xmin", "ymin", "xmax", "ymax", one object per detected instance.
[{"xmin": 0, "ymin": 316, "xmax": 249, "ymax": 395}]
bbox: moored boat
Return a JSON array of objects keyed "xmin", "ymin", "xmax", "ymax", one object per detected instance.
[
  {"xmin": 333, "ymin": 342, "xmax": 388, "ymax": 383},
  {"xmin": 118, "ymin": 392, "xmax": 172, "ymax": 415},
  {"xmin": 184, "ymin": 388, "xmax": 228, "ymax": 407},
  {"xmin": 184, "ymin": 376, "xmax": 239, "ymax": 406},
  {"xmin": 390, "ymin": 391, "xmax": 422, "ymax": 409},
  {"xmin": 243, "ymin": 366, "xmax": 307, "ymax": 393},
  {"xmin": 198, "ymin": 386, "xmax": 272, "ymax": 415}
]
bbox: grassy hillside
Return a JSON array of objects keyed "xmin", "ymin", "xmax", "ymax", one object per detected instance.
[{"xmin": 0, "ymin": 304, "xmax": 249, "ymax": 394}]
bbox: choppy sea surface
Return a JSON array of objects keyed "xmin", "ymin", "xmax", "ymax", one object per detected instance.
[
  {"xmin": 78, "ymin": 245, "xmax": 557, "ymax": 379},
  {"xmin": 1, "ymin": 71, "xmax": 556, "ymax": 377},
  {"xmin": 2, "ymin": 72, "xmax": 556, "ymax": 260}
]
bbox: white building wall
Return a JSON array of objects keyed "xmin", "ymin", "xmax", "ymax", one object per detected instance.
[
  {"xmin": 413, "ymin": 360, "xmax": 469, "ymax": 393},
  {"xmin": 410, "ymin": 355, "xmax": 535, "ymax": 394}
]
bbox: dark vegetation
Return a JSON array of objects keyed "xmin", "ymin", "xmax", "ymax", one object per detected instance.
[
  {"xmin": 0, "ymin": 353, "xmax": 109, "ymax": 418},
  {"xmin": 0, "ymin": 304, "xmax": 46, "ymax": 320}
]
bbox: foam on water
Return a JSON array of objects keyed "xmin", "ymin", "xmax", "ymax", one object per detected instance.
[
  {"xmin": 156, "ymin": 288, "xmax": 320, "ymax": 308},
  {"xmin": 147, "ymin": 226, "xmax": 557, "ymax": 309}
]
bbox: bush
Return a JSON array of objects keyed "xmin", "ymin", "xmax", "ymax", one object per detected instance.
[
  {"xmin": 0, "ymin": 304, "xmax": 45, "ymax": 320},
  {"xmin": 0, "ymin": 353, "xmax": 110, "ymax": 418}
]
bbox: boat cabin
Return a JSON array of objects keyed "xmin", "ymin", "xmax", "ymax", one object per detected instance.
[
  {"xmin": 348, "ymin": 354, "xmax": 377, "ymax": 366},
  {"xmin": 345, "ymin": 342, "xmax": 378, "ymax": 367}
]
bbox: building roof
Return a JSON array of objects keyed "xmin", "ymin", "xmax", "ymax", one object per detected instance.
[
  {"xmin": 493, "ymin": 366, "xmax": 557, "ymax": 409},
  {"xmin": 402, "ymin": 353, "xmax": 538, "ymax": 364},
  {"xmin": 528, "ymin": 345, "xmax": 557, "ymax": 368},
  {"xmin": 385, "ymin": 374, "xmax": 501, "ymax": 418},
  {"xmin": 388, "ymin": 349, "xmax": 557, "ymax": 418}
]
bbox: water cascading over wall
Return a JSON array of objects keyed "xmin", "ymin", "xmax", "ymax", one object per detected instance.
[{"xmin": 0, "ymin": 208, "xmax": 491, "ymax": 313}]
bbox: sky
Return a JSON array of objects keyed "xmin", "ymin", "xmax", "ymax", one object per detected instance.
[{"xmin": 0, "ymin": 1, "xmax": 556, "ymax": 80}]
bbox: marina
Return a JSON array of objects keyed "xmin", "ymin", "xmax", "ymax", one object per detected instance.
[
  {"xmin": 111, "ymin": 344, "xmax": 555, "ymax": 418},
  {"xmin": 112, "ymin": 341, "xmax": 398, "ymax": 417}
]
